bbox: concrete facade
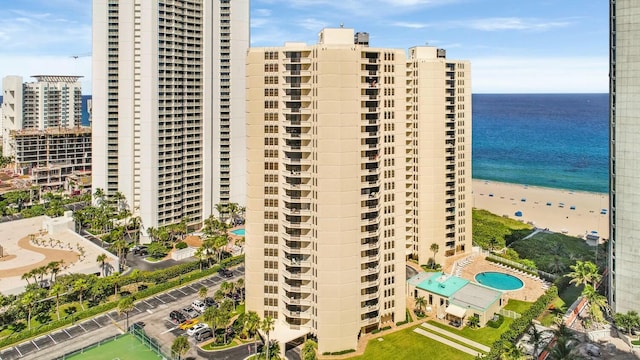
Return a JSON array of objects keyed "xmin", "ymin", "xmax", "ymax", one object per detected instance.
[
  {"xmin": 245, "ymin": 27, "xmax": 471, "ymax": 353},
  {"xmin": 609, "ymin": 0, "xmax": 640, "ymax": 313},
  {"xmin": 91, "ymin": 0, "xmax": 249, "ymax": 232}
]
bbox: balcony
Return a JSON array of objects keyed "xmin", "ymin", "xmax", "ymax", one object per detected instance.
[
  {"xmin": 283, "ymin": 131, "xmax": 312, "ymax": 141},
  {"xmin": 282, "ymin": 206, "xmax": 312, "ymax": 217},
  {"xmin": 283, "ymin": 106, "xmax": 312, "ymax": 114},
  {"xmin": 282, "ymin": 256, "xmax": 312, "ymax": 268},
  {"xmin": 361, "ymin": 316, "xmax": 378, "ymax": 326},
  {"xmin": 281, "ymin": 218, "xmax": 312, "ymax": 230},
  {"xmin": 283, "ymin": 181, "xmax": 312, "ymax": 191},
  {"xmin": 282, "ymin": 269, "xmax": 312, "ymax": 281},
  {"xmin": 283, "ymin": 309, "xmax": 312, "ymax": 319},
  {"xmin": 282, "ymin": 242, "xmax": 312, "ymax": 255},
  {"xmin": 361, "ymin": 265, "xmax": 379, "ymax": 275},
  {"xmin": 361, "ymin": 253, "xmax": 380, "ymax": 265},
  {"xmin": 281, "ymin": 193, "xmax": 312, "ymax": 204},
  {"xmin": 361, "ymin": 292, "xmax": 378, "ymax": 301},
  {"xmin": 362, "ymin": 303, "xmax": 380, "ymax": 314},
  {"xmin": 282, "ymin": 295, "xmax": 312, "ymax": 307},
  {"xmin": 281, "ymin": 282, "xmax": 312, "ymax": 293},
  {"xmin": 282, "ymin": 156, "xmax": 312, "ymax": 166}
]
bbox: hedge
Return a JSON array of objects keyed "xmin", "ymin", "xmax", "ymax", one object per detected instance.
[
  {"xmin": 484, "ymin": 285, "xmax": 558, "ymax": 359},
  {"xmin": 0, "ymin": 255, "xmax": 244, "ymax": 350},
  {"xmin": 487, "ymin": 314, "xmax": 504, "ymax": 328},
  {"xmin": 371, "ymin": 325, "xmax": 392, "ymax": 334},
  {"xmin": 322, "ymin": 349, "xmax": 356, "ymax": 356}
]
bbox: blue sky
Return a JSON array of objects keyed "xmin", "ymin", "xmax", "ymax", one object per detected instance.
[{"xmin": 0, "ymin": 0, "xmax": 608, "ymax": 94}]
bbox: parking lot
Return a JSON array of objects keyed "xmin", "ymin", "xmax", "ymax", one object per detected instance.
[{"xmin": 0, "ymin": 266, "xmax": 245, "ymax": 360}]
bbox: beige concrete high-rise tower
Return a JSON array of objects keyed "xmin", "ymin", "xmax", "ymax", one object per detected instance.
[
  {"xmin": 405, "ymin": 47, "xmax": 472, "ymax": 266},
  {"xmin": 245, "ymin": 27, "xmax": 471, "ymax": 353},
  {"xmin": 92, "ymin": 0, "xmax": 249, "ymax": 231},
  {"xmin": 609, "ymin": 0, "xmax": 640, "ymax": 314}
]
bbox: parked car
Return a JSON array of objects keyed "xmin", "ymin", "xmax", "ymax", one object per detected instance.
[
  {"xmin": 204, "ymin": 297, "xmax": 217, "ymax": 308},
  {"xmin": 187, "ymin": 323, "xmax": 209, "ymax": 336},
  {"xmin": 585, "ymin": 344, "xmax": 601, "ymax": 357},
  {"xmin": 183, "ymin": 306, "xmax": 199, "ymax": 319},
  {"xmin": 179, "ymin": 318, "xmax": 199, "ymax": 330},
  {"xmin": 195, "ymin": 328, "xmax": 213, "ymax": 342},
  {"xmin": 192, "ymin": 300, "xmax": 206, "ymax": 313},
  {"xmin": 132, "ymin": 245, "xmax": 148, "ymax": 255},
  {"xmin": 219, "ymin": 268, "xmax": 233, "ymax": 278},
  {"xmin": 170, "ymin": 310, "xmax": 187, "ymax": 324}
]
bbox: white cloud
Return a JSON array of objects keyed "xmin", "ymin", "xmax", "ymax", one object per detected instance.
[
  {"xmin": 392, "ymin": 21, "xmax": 429, "ymax": 29},
  {"xmin": 297, "ymin": 18, "xmax": 331, "ymax": 32},
  {"xmin": 464, "ymin": 17, "xmax": 572, "ymax": 31},
  {"xmin": 254, "ymin": 8, "xmax": 272, "ymax": 17},
  {"xmin": 471, "ymin": 56, "xmax": 608, "ymax": 93}
]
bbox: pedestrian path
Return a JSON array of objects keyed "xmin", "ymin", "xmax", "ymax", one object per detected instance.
[
  {"xmin": 421, "ymin": 322, "xmax": 491, "ymax": 352},
  {"xmin": 413, "ymin": 328, "xmax": 481, "ymax": 357}
]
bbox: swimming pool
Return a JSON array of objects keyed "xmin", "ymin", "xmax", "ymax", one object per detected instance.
[
  {"xmin": 475, "ymin": 272, "xmax": 524, "ymax": 291},
  {"xmin": 230, "ymin": 228, "xmax": 245, "ymax": 236}
]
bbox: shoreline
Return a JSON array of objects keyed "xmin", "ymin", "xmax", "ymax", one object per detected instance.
[
  {"xmin": 473, "ymin": 179, "xmax": 609, "ymax": 241},
  {"xmin": 473, "ymin": 177, "xmax": 608, "ymax": 196}
]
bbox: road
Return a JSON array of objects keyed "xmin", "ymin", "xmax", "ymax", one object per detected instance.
[{"xmin": 0, "ymin": 266, "xmax": 249, "ymax": 360}]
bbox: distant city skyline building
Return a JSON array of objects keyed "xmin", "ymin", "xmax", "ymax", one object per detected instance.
[
  {"xmin": 1, "ymin": 75, "xmax": 90, "ymax": 189},
  {"xmin": 91, "ymin": 0, "xmax": 249, "ymax": 232},
  {"xmin": 244, "ymin": 27, "xmax": 471, "ymax": 354},
  {"xmin": 609, "ymin": 0, "xmax": 640, "ymax": 313}
]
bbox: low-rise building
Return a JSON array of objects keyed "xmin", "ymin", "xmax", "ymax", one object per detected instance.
[{"xmin": 408, "ymin": 272, "xmax": 505, "ymax": 327}]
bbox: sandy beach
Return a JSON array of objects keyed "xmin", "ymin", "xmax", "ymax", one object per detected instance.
[{"xmin": 473, "ymin": 180, "xmax": 609, "ymax": 241}]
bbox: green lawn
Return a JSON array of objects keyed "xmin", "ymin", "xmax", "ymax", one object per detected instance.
[
  {"xmin": 504, "ymin": 299, "xmax": 533, "ymax": 314},
  {"xmin": 66, "ymin": 333, "xmax": 162, "ymax": 360},
  {"xmin": 351, "ymin": 325, "xmax": 474, "ymax": 360},
  {"xmin": 427, "ymin": 318, "xmax": 513, "ymax": 347}
]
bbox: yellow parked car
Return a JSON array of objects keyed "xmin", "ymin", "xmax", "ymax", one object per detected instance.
[{"xmin": 179, "ymin": 318, "xmax": 199, "ymax": 330}]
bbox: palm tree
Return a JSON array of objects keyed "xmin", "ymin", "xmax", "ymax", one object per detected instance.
[
  {"xmin": 194, "ymin": 247, "xmax": 206, "ymax": 271},
  {"xmin": 50, "ymin": 283, "xmax": 65, "ymax": 320},
  {"xmin": 93, "ymin": 188, "xmax": 106, "ymax": 207},
  {"xmin": 117, "ymin": 296, "xmax": 135, "ymax": 329},
  {"xmin": 244, "ymin": 311, "xmax": 261, "ymax": 354},
  {"xmin": 467, "ymin": 315, "xmax": 480, "ymax": 329},
  {"xmin": 96, "ymin": 253, "xmax": 108, "ymax": 277},
  {"xmin": 500, "ymin": 342, "xmax": 527, "ymax": 360},
  {"xmin": 549, "ymin": 255, "xmax": 566, "ymax": 275},
  {"xmin": 548, "ymin": 335, "xmax": 579, "ymax": 360},
  {"xmin": 73, "ymin": 278, "xmax": 89, "ymax": 311},
  {"xmin": 21, "ymin": 270, "xmax": 32, "ymax": 286},
  {"xmin": 565, "ymin": 260, "xmax": 601, "ymax": 288},
  {"xmin": 213, "ymin": 235, "xmax": 229, "ymax": 263},
  {"xmin": 429, "ymin": 243, "xmax": 439, "ymax": 268},
  {"xmin": 414, "ymin": 296, "xmax": 426, "ymax": 314},
  {"xmin": 261, "ymin": 316, "xmax": 276, "ymax": 360},
  {"xmin": 21, "ymin": 291, "xmax": 38, "ymax": 330},
  {"xmin": 171, "ymin": 336, "xmax": 190, "ymax": 360},
  {"xmin": 614, "ymin": 311, "xmax": 638, "ymax": 336},
  {"xmin": 527, "ymin": 322, "xmax": 549, "ymax": 358},
  {"xmin": 583, "ymin": 285, "xmax": 608, "ymax": 324},
  {"xmin": 198, "ymin": 286, "xmax": 208, "ymax": 299},
  {"xmin": 301, "ymin": 339, "xmax": 317, "ymax": 360}
]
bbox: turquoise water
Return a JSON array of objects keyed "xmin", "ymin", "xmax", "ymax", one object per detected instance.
[
  {"xmin": 231, "ymin": 228, "xmax": 245, "ymax": 236},
  {"xmin": 473, "ymin": 94, "xmax": 609, "ymax": 194},
  {"xmin": 474, "ymin": 272, "xmax": 524, "ymax": 291}
]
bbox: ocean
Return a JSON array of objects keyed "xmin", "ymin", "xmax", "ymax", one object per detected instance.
[
  {"xmin": 0, "ymin": 93, "xmax": 610, "ymax": 194},
  {"xmin": 472, "ymin": 94, "xmax": 609, "ymax": 194}
]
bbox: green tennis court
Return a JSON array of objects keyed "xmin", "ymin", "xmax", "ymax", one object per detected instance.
[{"xmin": 65, "ymin": 333, "xmax": 165, "ymax": 360}]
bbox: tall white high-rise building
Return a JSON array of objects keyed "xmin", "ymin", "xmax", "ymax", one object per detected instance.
[
  {"xmin": 245, "ymin": 28, "xmax": 471, "ymax": 353},
  {"xmin": 609, "ymin": 0, "xmax": 640, "ymax": 313},
  {"xmin": 92, "ymin": 0, "xmax": 249, "ymax": 231}
]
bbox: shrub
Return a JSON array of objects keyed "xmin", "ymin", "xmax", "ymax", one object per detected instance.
[
  {"xmin": 175, "ymin": 241, "xmax": 188, "ymax": 250},
  {"xmin": 324, "ymin": 349, "xmax": 356, "ymax": 355},
  {"xmin": 487, "ymin": 314, "xmax": 504, "ymax": 328}
]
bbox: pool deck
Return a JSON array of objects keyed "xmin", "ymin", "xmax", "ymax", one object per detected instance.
[{"xmin": 446, "ymin": 255, "xmax": 547, "ymax": 303}]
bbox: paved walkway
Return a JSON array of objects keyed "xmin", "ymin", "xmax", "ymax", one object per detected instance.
[
  {"xmin": 413, "ymin": 328, "xmax": 481, "ymax": 357},
  {"xmin": 421, "ymin": 323, "xmax": 491, "ymax": 352}
]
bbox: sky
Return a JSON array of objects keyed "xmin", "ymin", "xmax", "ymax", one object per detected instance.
[{"xmin": 0, "ymin": 0, "xmax": 608, "ymax": 94}]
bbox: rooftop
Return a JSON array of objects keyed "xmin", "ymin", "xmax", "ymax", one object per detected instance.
[
  {"xmin": 449, "ymin": 282, "xmax": 503, "ymax": 311},
  {"xmin": 414, "ymin": 272, "xmax": 469, "ymax": 298}
]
